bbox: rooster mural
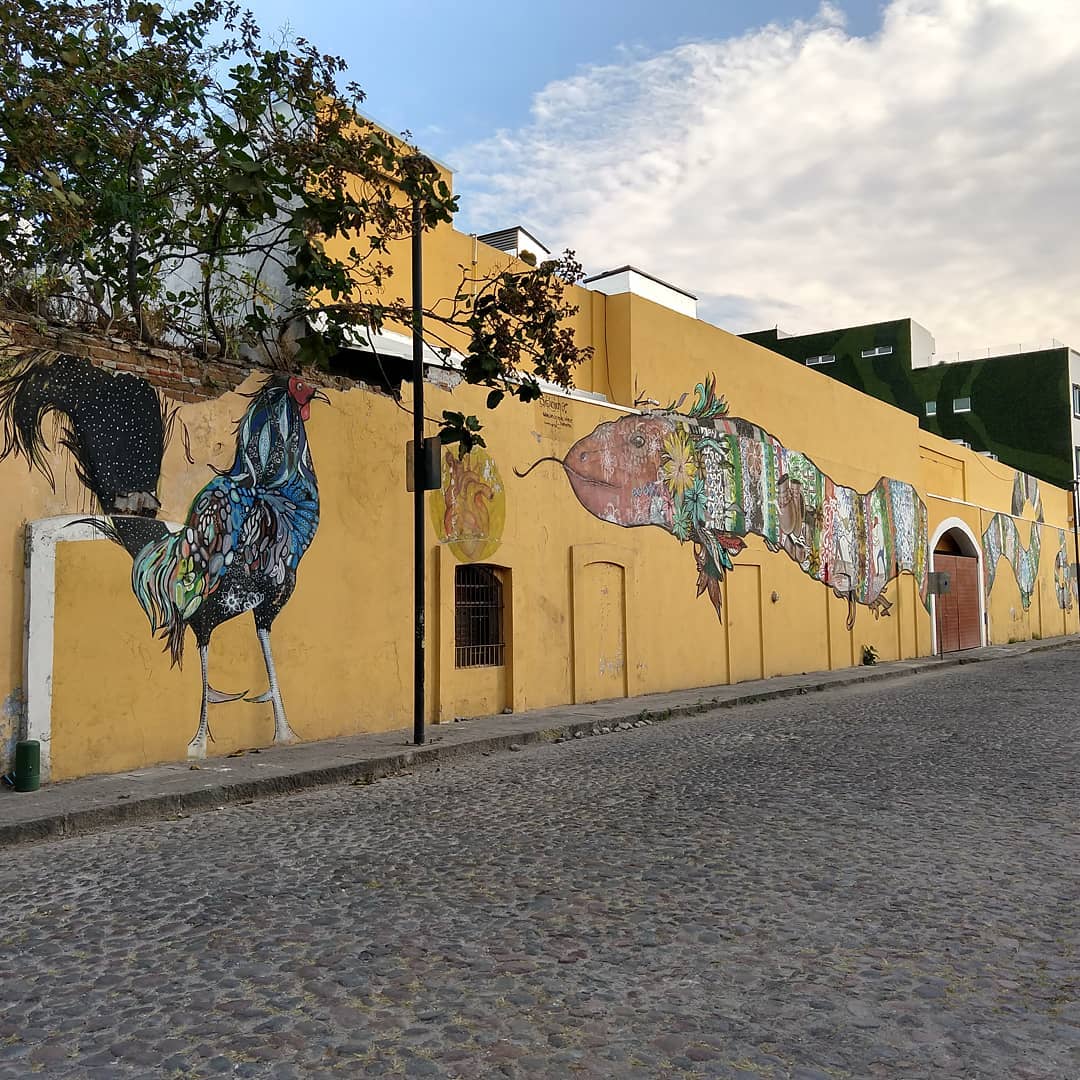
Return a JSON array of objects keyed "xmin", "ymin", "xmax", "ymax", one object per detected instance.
[
  {"xmin": 519, "ymin": 377, "xmax": 930, "ymax": 629},
  {"xmin": 0, "ymin": 353, "xmax": 326, "ymax": 756}
]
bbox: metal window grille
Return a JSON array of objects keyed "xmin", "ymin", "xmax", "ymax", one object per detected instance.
[{"xmin": 455, "ymin": 565, "xmax": 505, "ymax": 668}]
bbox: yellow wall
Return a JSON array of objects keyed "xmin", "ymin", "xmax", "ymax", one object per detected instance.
[
  {"xmin": 918, "ymin": 431, "xmax": 1080, "ymax": 646},
  {"xmin": 321, "ymin": 212, "xmax": 603, "ymax": 390},
  {"xmin": 33, "ymin": 353, "xmax": 933, "ymax": 780},
  {"xmin": 3, "ymin": 220, "xmax": 1077, "ymax": 781}
]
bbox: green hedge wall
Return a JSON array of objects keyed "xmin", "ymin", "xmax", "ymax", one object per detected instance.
[{"xmin": 747, "ymin": 325, "xmax": 1071, "ymax": 487}]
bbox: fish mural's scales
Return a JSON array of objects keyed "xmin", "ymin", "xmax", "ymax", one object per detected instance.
[{"xmin": 520, "ymin": 377, "xmax": 931, "ymax": 629}]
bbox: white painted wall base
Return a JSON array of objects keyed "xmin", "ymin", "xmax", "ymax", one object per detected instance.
[{"xmin": 23, "ymin": 515, "xmax": 178, "ymax": 782}]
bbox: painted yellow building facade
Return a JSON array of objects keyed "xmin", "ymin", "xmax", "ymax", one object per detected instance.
[{"xmin": 1, "ymin": 211, "xmax": 1075, "ymax": 782}]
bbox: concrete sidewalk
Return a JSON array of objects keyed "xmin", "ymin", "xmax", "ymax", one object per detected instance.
[{"xmin": 3, "ymin": 635, "xmax": 1077, "ymax": 847}]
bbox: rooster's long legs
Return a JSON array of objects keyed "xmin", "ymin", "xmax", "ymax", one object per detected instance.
[
  {"xmin": 188, "ymin": 646, "xmax": 212, "ymax": 758},
  {"xmin": 188, "ymin": 645, "xmax": 247, "ymax": 758},
  {"xmin": 254, "ymin": 627, "xmax": 298, "ymax": 744}
]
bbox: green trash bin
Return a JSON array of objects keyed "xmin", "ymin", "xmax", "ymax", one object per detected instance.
[{"xmin": 14, "ymin": 740, "xmax": 40, "ymax": 792}]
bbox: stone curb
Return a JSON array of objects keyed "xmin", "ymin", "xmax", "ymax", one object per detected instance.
[{"xmin": 1, "ymin": 637, "xmax": 1074, "ymax": 847}]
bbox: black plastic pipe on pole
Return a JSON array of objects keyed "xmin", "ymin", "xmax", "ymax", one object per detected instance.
[{"xmin": 411, "ymin": 199, "xmax": 426, "ymax": 746}]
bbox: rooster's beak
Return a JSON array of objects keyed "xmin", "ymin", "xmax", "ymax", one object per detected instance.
[{"xmin": 313, "ymin": 390, "xmax": 331, "ymax": 405}]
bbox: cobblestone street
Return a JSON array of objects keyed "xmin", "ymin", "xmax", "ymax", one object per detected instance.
[{"xmin": 1, "ymin": 649, "xmax": 1078, "ymax": 1079}]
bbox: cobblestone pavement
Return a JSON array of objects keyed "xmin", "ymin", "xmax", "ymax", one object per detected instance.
[{"xmin": 1, "ymin": 650, "xmax": 1078, "ymax": 1080}]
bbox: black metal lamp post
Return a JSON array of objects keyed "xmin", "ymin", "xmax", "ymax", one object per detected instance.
[{"xmin": 411, "ymin": 198, "xmax": 426, "ymax": 746}]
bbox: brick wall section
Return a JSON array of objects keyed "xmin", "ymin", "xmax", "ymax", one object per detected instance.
[{"xmin": 2, "ymin": 313, "xmax": 264, "ymax": 403}]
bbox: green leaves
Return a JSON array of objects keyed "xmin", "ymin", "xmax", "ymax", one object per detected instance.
[
  {"xmin": 438, "ymin": 410, "xmax": 486, "ymax": 455},
  {"xmin": 0, "ymin": 0, "xmax": 588, "ymax": 442},
  {"xmin": 450, "ymin": 250, "xmax": 590, "ymax": 418}
]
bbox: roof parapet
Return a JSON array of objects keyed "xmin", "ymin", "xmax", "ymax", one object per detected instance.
[{"xmin": 583, "ymin": 265, "xmax": 697, "ymax": 319}]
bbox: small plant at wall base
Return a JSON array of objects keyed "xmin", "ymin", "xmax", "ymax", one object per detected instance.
[
  {"xmin": 861, "ymin": 644, "xmax": 879, "ymax": 666},
  {"xmin": 0, "ymin": 0, "xmax": 590, "ymax": 449}
]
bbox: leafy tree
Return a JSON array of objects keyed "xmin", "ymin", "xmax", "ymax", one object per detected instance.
[{"xmin": 0, "ymin": 0, "xmax": 590, "ymax": 448}]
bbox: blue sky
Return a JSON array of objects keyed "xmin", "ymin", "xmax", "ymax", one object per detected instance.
[
  {"xmin": 243, "ymin": 1, "xmax": 1079, "ymax": 354},
  {"xmin": 243, "ymin": 1, "xmax": 885, "ymax": 161}
]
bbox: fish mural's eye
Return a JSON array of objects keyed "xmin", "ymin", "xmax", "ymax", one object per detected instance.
[{"xmin": 629, "ymin": 433, "xmax": 646, "ymax": 448}]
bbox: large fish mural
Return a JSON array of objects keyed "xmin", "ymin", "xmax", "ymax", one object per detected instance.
[{"xmin": 519, "ymin": 377, "xmax": 930, "ymax": 629}]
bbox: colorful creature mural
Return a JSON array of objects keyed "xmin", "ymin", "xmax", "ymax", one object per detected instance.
[
  {"xmin": 1, "ymin": 354, "xmax": 326, "ymax": 755},
  {"xmin": 1011, "ymin": 471, "xmax": 1043, "ymax": 521},
  {"xmin": 521, "ymin": 377, "xmax": 930, "ymax": 629},
  {"xmin": 430, "ymin": 445, "xmax": 506, "ymax": 561},
  {"xmin": 981, "ymin": 472, "xmax": 1051, "ymax": 611},
  {"xmin": 980, "ymin": 471, "xmax": 1076, "ymax": 612},
  {"xmin": 1054, "ymin": 532, "xmax": 1074, "ymax": 611},
  {"xmin": 982, "ymin": 513, "xmax": 1040, "ymax": 609}
]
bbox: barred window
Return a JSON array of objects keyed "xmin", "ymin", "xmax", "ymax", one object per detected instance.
[{"xmin": 455, "ymin": 565, "xmax": 505, "ymax": 668}]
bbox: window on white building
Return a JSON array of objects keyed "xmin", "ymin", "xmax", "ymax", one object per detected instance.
[
  {"xmin": 1072, "ymin": 383, "xmax": 1080, "ymax": 417},
  {"xmin": 953, "ymin": 396, "xmax": 972, "ymax": 414},
  {"xmin": 806, "ymin": 354, "xmax": 835, "ymax": 366}
]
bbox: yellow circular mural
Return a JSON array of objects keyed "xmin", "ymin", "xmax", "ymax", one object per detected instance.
[{"xmin": 429, "ymin": 445, "xmax": 506, "ymax": 562}]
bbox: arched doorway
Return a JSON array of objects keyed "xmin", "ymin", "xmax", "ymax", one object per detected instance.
[{"xmin": 931, "ymin": 519, "xmax": 984, "ymax": 653}]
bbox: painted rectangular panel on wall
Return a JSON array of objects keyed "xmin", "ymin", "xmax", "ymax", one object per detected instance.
[
  {"xmin": 920, "ymin": 448, "xmax": 965, "ymax": 500},
  {"xmin": 726, "ymin": 564, "xmax": 763, "ymax": 683},
  {"xmin": 448, "ymin": 663, "xmax": 508, "ymax": 722},
  {"xmin": 898, "ymin": 573, "xmax": 922, "ymax": 659},
  {"xmin": 575, "ymin": 561, "xmax": 628, "ymax": 703}
]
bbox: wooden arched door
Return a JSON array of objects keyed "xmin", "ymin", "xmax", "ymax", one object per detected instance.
[{"xmin": 934, "ymin": 531, "xmax": 981, "ymax": 652}]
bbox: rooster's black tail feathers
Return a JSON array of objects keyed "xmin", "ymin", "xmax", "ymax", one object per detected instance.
[
  {"xmin": 71, "ymin": 514, "xmax": 172, "ymax": 561},
  {"xmin": 0, "ymin": 352, "xmax": 173, "ymax": 522}
]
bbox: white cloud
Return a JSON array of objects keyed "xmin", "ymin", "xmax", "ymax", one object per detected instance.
[{"xmin": 453, "ymin": 0, "xmax": 1080, "ymax": 356}]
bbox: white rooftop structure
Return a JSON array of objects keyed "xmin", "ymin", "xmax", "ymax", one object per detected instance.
[
  {"xmin": 477, "ymin": 226, "xmax": 551, "ymax": 261},
  {"xmin": 583, "ymin": 265, "xmax": 697, "ymax": 319}
]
